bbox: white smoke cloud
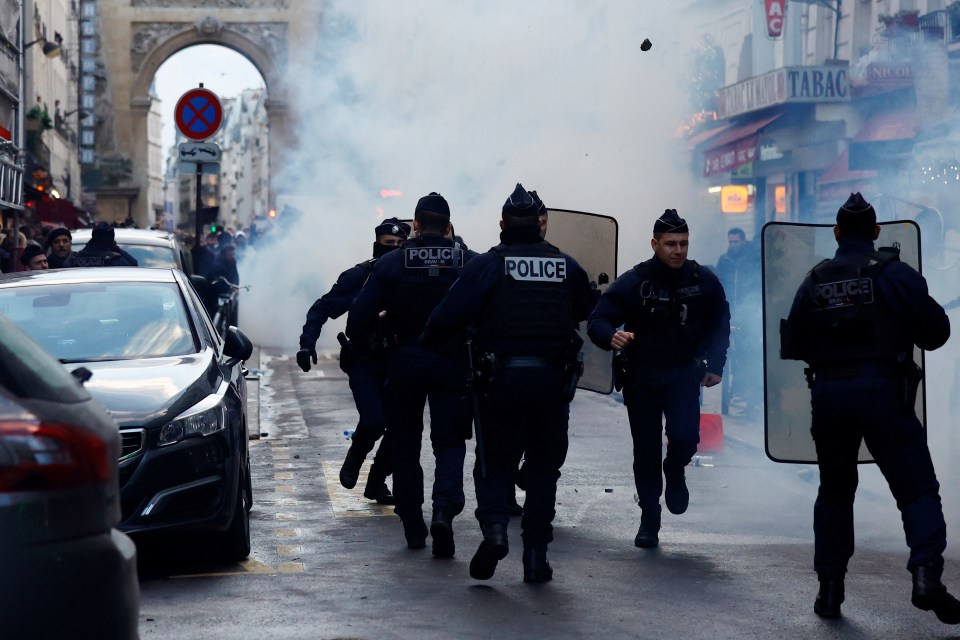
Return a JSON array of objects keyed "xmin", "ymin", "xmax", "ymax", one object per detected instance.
[{"xmin": 238, "ymin": 2, "xmax": 701, "ymax": 350}]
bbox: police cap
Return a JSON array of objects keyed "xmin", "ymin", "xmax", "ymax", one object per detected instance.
[
  {"xmin": 836, "ymin": 192, "xmax": 876, "ymax": 238},
  {"xmin": 653, "ymin": 209, "xmax": 688, "ymax": 234},
  {"xmin": 502, "ymin": 183, "xmax": 539, "ymax": 218},
  {"xmin": 92, "ymin": 221, "xmax": 115, "ymax": 242},
  {"xmin": 374, "ymin": 217, "xmax": 411, "ymax": 240},
  {"xmin": 529, "ymin": 190, "xmax": 548, "ymax": 216},
  {"xmin": 415, "ymin": 192, "xmax": 450, "ymax": 219}
]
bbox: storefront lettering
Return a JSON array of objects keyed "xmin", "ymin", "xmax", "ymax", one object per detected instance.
[{"xmin": 718, "ymin": 65, "xmax": 849, "ymax": 118}]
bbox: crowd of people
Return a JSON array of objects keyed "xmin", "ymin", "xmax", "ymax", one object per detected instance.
[{"xmin": 296, "ymin": 185, "xmax": 959, "ymax": 624}]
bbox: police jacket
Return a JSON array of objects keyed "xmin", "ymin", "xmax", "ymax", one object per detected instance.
[
  {"xmin": 73, "ymin": 240, "xmax": 138, "ymax": 267},
  {"xmin": 587, "ymin": 255, "xmax": 730, "ymax": 374},
  {"xmin": 421, "ymin": 225, "xmax": 595, "ymax": 356},
  {"xmin": 783, "ymin": 238, "xmax": 949, "ymax": 369},
  {"xmin": 347, "ymin": 233, "xmax": 478, "ymax": 349},
  {"xmin": 299, "ymin": 259, "xmax": 375, "ymax": 350}
]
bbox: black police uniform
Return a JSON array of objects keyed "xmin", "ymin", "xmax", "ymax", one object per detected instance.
[
  {"xmin": 347, "ymin": 219, "xmax": 478, "ymax": 554},
  {"xmin": 422, "ymin": 185, "xmax": 595, "ymax": 582},
  {"xmin": 588, "ymin": 212, "xmax": 729, "ymax": 546},
  {"xmin": 299, "ymin": 255, "xmax": 394, "ymax": 502},
  {"xmin": 782, "ymin": 194, "xmax": 957, "ymax": 621},
  {"xmin": 73, "ymin": 242, "xmax": 138, "ymax": 267}
]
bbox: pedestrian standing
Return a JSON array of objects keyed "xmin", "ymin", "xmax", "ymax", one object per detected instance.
[
  {"xmin": 587, "ymin": 209, "xmax": 730, "ymax": 548},
  {"xmin": 422, "ymin": 184, "xmax": 595, "ymax": 582},
  {"xmin": 347, "ymin": 193, "xmax": 478, "ymax": 556},
  {"xmin": 781, "ymin": 192, "xmax": 960, "ymax": 623},
  {"xmin": 297, "ymin": 218, "xmax": 410, "ymax": 504}
]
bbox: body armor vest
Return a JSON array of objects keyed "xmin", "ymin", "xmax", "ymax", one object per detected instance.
[
  {"xmin": 475, "ymin": 241, "xmax": 576, "ymax": 345},
  {"xmin": 803, "ymin": 250, "xmax": 906, "ymax": 368},
  {"xmin": 384, "ymin": 237, "xmax": 462, "ymax": 340},
  {"xmin": 623, "ymin": 260, "xmax": 710, "ymax": 366}
]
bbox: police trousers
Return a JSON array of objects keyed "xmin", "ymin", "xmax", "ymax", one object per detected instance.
[
  {"xmin": 622, "ymin": 364, "xmax": 701, "ymax": 510},
  {"xmin": 811, "ymin": 376, "xmax": 946, "ymax": 578},
  {"xmin": 474, "ymin": 360, "xmax": 569, "ymax": 546},
  {"xmin": 347, "ymin": 355, "xmax": 392, "ymax": 480},
  {"xmin": 385, "ymin": 344, "xmax": 468, "ymax": 523}
]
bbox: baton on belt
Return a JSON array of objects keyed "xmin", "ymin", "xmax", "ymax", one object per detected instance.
[{"xmin": 464, "ymin": 335, "xmax": 487, "ymax": 479}]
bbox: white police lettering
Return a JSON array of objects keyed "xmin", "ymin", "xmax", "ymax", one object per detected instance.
[
  {"xmin": 504, "ymin": 257, "xmax": 566, "ymax": 282},
  {"xmin": 404, "ymin": 246, "xmax": 460, "ymax": 269},
  {"xmin": 814, "ymin": 278, "xmax": 874, "ymax": 308},
  {"xmin": 678, "ymin": 285, "xmax": 701, "ymax": 299}
]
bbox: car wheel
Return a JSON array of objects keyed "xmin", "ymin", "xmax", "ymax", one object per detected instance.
[{"xmin": 218, "ymin": 473, "xmax": 251, "ymax": 562}]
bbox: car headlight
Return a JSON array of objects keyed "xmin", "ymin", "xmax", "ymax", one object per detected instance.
[{"xmin": 158, "ymin": 404, "xmax": 227, "ymax": 447}]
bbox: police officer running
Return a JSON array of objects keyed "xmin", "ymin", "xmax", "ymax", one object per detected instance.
[
  {"xmin": 297, "ymin": 218, "xmax": 410, "ymax": 504},
  {"xmin": 422, "ymin": 184, "xmax": 595, "ymax": 582},
  {"xmin": 347, "ymin": 193, "xmax": 478, "ymax": 557},
  {"xmin": 781, "ymin": 193, "xmax": 960, "ymax": 623},
  {"xmin": 588, "ymin": 209, "xmax": 729, "ymax": 549}
]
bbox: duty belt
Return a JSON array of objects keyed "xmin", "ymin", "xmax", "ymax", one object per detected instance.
[
  {"xmin": 498, "ymin": 355, "xmax": 557, "ymax": 368},
  {"xmin": 812, "ymin": 361, "xmax": 899, "ymax": 381}
]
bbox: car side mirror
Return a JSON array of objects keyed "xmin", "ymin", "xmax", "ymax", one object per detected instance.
[
  {"xmin": 223, "ymin": 326, "xmax": 254, "ymax": 366},
  {"xmin": 70, "ymin": 366, "xmax": 93, "ymax": 385}
]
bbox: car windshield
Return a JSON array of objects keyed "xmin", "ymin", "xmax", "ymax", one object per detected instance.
[
  {"xmin": 72, "ymin": 242, "xmax": 177, "ymax": 269},
  {"xmin": 0, "ymin": 282, "xmax": 196, "ymax": 362}
]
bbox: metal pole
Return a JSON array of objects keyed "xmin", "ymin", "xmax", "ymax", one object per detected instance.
[
  {"xmin": 192, "ymin": 161, "xmax": 202, "ymax": 271},
  {"xmin": 833, "ymin": 0, "xmax": 842, "ymax": 61}
]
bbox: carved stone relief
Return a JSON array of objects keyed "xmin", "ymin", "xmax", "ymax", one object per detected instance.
[{"xmin": 130, "ymin": 21, "xmax": 288, "ymax": 72}]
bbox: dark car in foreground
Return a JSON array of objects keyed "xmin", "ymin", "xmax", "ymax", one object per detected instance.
[
  {"xmin": 0, "ymin": 268, "xmax": 254, "ymax": 561},
  {"xmin": 72, "ymin": 227, "xmax": 194, "ymax": 274},
  {"xmin": 0, "ymin": 314, "xmax": 139, "ymax": 639}
]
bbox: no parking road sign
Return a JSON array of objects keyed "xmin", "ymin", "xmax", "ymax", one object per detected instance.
[{"xmin": 175, "ymin": 87, "xmax": 223, "ymax": 141}]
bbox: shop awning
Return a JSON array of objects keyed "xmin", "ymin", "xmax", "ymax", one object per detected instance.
[
  {"xmin": 703, "ymin": 114, "xmax": 782, "ymax": 151},
  {"xmin": 684, "ymin": 123, "xmax": 733, "ymax": 149},
  {"xmin": 848, "ymin": 108, "xmax": 917, "ymax": 170},
  {"xmin": 34, "ymin": 197, "xmax": 88, "ymax": 229}
]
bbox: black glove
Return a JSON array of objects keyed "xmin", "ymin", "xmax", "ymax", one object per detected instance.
[{"xmin": 296, "ymin": 348, "xmax": 317, "ymax": 372}]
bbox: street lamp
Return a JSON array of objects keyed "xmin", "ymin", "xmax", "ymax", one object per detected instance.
[{"xmin": 23, "ymin": 36, "xmax": 62, "ymax": 59}]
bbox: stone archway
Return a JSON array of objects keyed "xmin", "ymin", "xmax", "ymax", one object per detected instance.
[{"xmin": 92, "ymin": 1, "xmax": 319, "ymax": 227}]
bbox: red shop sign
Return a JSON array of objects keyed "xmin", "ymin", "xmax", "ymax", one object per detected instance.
[{"xmin": 765, "ymin": 0, "xmax": 786, "ymax": 39}]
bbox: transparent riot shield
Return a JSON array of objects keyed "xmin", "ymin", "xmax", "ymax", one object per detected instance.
[
  {"xmin": 545, "ymin": 209, "xmax": 619, "ymax": 394},
  {"xmin": 762, "ymin": 220, "xmax": 924, "ymax": 464}
]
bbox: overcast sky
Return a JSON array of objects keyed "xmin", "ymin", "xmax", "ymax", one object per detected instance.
[{"xmin": 153, "ymin": 44, "xmax": 266, "ymax": 152}]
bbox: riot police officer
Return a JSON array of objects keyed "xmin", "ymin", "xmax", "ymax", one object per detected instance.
[
  {"xmin": 781, "ymin": 193, "xmax": 960, "ymax": 623},
  {"xmin": 297, "ymin": 218, "xmax": 410, "ymax": 504},
  {"xmin": 347, "ymin": 193, "xmax": 478, "ymax": 557},
  {"xmin": 73, "ymin": 222, "xmax": 138, "ymax": 267},
  {"xmin": 587, "ymin": 209, "xmax": 729, "ymax": 549},
  {"xmin": 422, "ymin": 184, "xmax": 595, "ymax": 583}
]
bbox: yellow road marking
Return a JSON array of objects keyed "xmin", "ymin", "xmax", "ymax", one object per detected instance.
[
  {"xmin": 275, "ymin": 512, "xmax": 298, "ymax": 521},
  {"xmin": 320, "ymin": 460, "xmax": 395, "ymax": 518},
  {"xmin": 278, "ymin": 562, "xmax": 306, "ymax": 573},
  {"xmin": 277, "ymin": 544, "xmax": 302, "ymax": 556},
  {"xmin": 272, "ymin": 453, "xmax": 291, "ymax": 460},
  {"xmin": 276, "ymin": 528, "xmax": 299, "ymax": 538},
  {"xmin": 274, "ymin": 472, "xmax": 294, "ymax": 480},
  {"xmin": 274, "ymin": 484, "xmax": 295, "ymax": 493}
]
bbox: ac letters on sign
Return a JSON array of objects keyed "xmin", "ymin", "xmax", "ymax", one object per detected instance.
[
  {"xmin": 814, "ymin": 278, "xmax": 874, "ymax": 309},
  {"xmin": 404, "ymin": 247, "xmax": 461, "ymax": 269},
  {"xmin": 504, "ymin": 257, "xmax": 567, "ymax": 282}
]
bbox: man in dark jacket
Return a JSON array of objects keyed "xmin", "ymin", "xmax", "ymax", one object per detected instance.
[
  {"xmin": 45, "ymin": 227, "xmax": 77, "ymax": 268},
  {"xmin": 588, "ymin": 209, "xmax": 730, "ymax": 549},
  {"xmin": 422, "ymin": 184, "xmax": 596, "ymax": 583},
  {"xmin": 73, "ymin": 223, "xmax": 138, "ymax": 267},
  {"xmin": 781, "ymin": 193, "xmax": 960, "ymax": 623},
  {"xmin": 297, "ymin": 218, "xmax": 410, "ymax": 504}
]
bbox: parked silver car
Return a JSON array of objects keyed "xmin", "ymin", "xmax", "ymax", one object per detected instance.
[
  {"xmin": 0, "ymin": 314, "xmax": 139, "ymax": 639},
  {"xmin": 72, "ymin": 227, "xmax": 194, "ymax": 274}
]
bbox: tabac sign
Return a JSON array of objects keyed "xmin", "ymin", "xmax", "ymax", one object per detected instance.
[
  {"xmin": 765, "ymin": 0, "xmax": 786, "ymax": 39},
  {"xmin": 717, "ymin": 64, "xmax": 849, "ymax": 119}
]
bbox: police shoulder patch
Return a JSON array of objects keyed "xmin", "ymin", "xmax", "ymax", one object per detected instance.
[{"xmin": 504, "ymin": 256, "xmax": 567, "ymax": 282}]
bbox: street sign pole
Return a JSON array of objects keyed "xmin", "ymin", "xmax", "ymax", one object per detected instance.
[{"xmin": 195, "ymin": 161, "xmax": 203, "ymax": 254}]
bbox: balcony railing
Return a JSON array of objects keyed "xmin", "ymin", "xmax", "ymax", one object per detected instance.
[{"xmin": 919, "ymin": 9, "xmax": 960, "ymax": 46}]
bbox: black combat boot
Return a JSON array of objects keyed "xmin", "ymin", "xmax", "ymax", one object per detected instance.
[
  {"xmin": 813, "ymin": 577, "xmax": 844, "ymax": 618},
  {"xmin": 522, "ymin": 544, "xmax": 553, "ymax": 583},
  {"xmin": 663, "ymin": 461, "xmax": 689, "ymax": 515},
  {"xmin": 911, "ymin": 563, "xmax": 960, "ymax": 624},
  {"xmin": 363, "ymin": 464, "xmax": 395, "ymax": 505},
  {"xmin": 634, "ymin": 505, "xmax": 661, "ymax": 548},
  {"xmin": 430, "ymin": 511, "xmax": 455, "ymax": 559},
  {"xmin": 401, "ymin": 515, "xmax": 427, "ymax": 550},
  {"xmin": 339, "ymin": 449, "xmax": 364, "ymax": 490},
  {"xmin": 469, "ymin": 523, "xmax": 509, "ymax": 580}
]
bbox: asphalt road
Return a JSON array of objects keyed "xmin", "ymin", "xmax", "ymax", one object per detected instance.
[{"xmin": 135, "ymin": 350, "xmax": 960, "ymax": 640}]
